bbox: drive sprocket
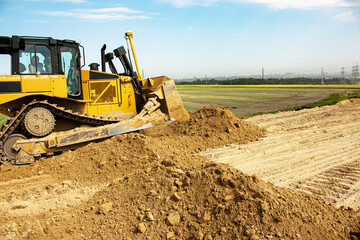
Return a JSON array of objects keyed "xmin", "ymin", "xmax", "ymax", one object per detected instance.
[{"xmin": 24, "ymin": 107, "xmax": 55, "ymax": 137}]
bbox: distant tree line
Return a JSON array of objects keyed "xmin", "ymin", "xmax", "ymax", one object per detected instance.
[{"xmin": 176, "ymin": 77, "xmax": 351, "ymax": 85}]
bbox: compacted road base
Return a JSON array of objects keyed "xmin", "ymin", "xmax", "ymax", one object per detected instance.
[{"xmin": 201, "ymin": 99, "xmax": 360, "ymax": 211}]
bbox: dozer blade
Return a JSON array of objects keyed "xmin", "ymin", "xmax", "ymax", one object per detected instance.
[
  {"xmin": 161, "ymin": 79, "xmax": 190, "ymax": 122},
  {"xmin": 142, "ymin": 76, "xmax": 190, "ymax": 122}
]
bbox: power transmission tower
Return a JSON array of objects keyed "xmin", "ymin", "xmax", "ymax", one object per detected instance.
[
  {"xmin": 205, "ymin": 74, "xmax": 208, "ymax": 85},
  {"xmin": 262, "ymin": 67, "xmax": 264, "ymax": 79},
  {"xmin": 351, "ymin": 62, "xmax": 359, "ymax": 83},
  {"xmin": 321, "ymin": 67, "xmax": 325, "ymax": 85},
  {"xmin": 352, "ymin": 63, "xmax": 355, "ymax": 83},
  {"xmin": 340, "ymin": 67, "xmax": 345, "ymax": 84}
]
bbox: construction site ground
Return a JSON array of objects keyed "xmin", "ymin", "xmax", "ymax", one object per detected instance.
[
  {"xmin": 201, "ymin": 98, "xmax": 360, "ymax": 212},
  {"xmin": 0, "ymin": 100, "xmax": 359, "ymax": 239}
]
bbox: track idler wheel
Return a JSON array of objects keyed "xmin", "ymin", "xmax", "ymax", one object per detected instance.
[
  {"xmin": 2, "ymin": 134, "xmax": 27, "ymax": 160},
  {"xmin": 24, "ymin": 107, "xmax": 55, "ymax": 137}
]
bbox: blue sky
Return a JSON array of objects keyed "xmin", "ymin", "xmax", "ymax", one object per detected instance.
[{"xmin": 0, "ymin": 0, "xmax": 359, "ymax": 78}]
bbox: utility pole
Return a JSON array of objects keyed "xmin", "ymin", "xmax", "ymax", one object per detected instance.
[
  {"xmin": 205, "ymin": 74, "xmax": 208, "ymax": 85},
  {"xmin": 262, "ymin": 67, "xmax": 264, "ymax": 79},
  {"xmin": 321, "ymin": 67, "xmax": 325, "ymax": 85},
  {"xmin": 340, "ymin": 67, "xmax": 345, "ymax": 84}
]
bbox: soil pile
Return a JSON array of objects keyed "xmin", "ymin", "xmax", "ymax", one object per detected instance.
[
  {"xmin": 43, "ymin": 162, "xmax": 359, "ymax": 240},
  {"xmin": 0, "ymin": 107, "xmax": 359, "ymax": 239},
  {"xmin": 141, "ymin": 106, "xmax": 266, "ymax": 153},
  {"xmin": 336, "ymin": 98, "xmax": 360, "ymax": 107}
]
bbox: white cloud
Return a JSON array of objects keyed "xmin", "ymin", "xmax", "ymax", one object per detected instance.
[
  {"xmin": 335, "ymin": 10, "xmax": 359, "ymax": 22},
  {"xmin": 29, "ymin": 19, "xmax": 47, "ymax": 23},
  {"xmin": 54, "ymin": 0, "xmax": 87, "ymax": 3},
  {"xmin": 39, "ymin": 7, "xmax": 151, "ymax": 21},
  {"xmin": 241, "ymin": 0, "xmax": 359, "ymax": 10},
  {"xmin": 158, "ymin": 0, "xmax": 218, "ymax": 7},
  {"xmin": 26, "ymin": 0, "xmax": 88, "ymax": 3},
  {"xmin": 85, "ymin": 7, "xmax": 143, "ymax": 14},
  {"xmin": 159, "ymin": 0, "xmax": 360, "ymax": 9}
]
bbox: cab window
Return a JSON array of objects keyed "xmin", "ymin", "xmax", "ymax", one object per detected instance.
[
  {"xmin": 19, "ymin": 45, "xmax": 52, "ymax": 74},
  {"xmin": 0, "ymin": 54, "xmax": 11, "ymax": 75},
  {"xmin": 60, "ymin": 46, "xmax": 81, "ymax": 96}
]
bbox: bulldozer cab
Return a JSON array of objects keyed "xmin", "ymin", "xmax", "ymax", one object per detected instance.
[{"xmin": 0, "ymin": 36, "xmax": 83, "ymax": 99}]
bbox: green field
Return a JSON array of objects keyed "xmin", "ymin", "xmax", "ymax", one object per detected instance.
[{"xmin": 177, "ymin": 85, "xmax": 360, "ymax": 117}]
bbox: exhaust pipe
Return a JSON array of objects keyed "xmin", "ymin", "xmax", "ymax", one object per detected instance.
[{"xmin": 101, "ymin": 44, "xmax": 106, "ymax": 72}]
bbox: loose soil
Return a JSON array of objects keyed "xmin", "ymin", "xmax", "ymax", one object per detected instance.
[
  {"xmin": 0, "ymin": 106, "xmax": 359, "ymax": 239},
  {"xmin": 202, "ymin": 99, "xmax": 360, "ymax": 212}
]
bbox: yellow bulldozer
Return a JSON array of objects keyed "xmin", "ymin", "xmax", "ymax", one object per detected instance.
[{"xmin": 0, "ymin": 32, "xmax": 189, "ymax": 165}]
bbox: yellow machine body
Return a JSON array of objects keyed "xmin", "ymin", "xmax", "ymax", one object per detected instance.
[{"xmin": 0, "ymin": 71, "xmax": 137, "ymax": 118}]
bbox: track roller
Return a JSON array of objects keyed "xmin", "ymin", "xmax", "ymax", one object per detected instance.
[{"xmin": 2, "ymin": 134, "xmax": 27, "ymax": 160}]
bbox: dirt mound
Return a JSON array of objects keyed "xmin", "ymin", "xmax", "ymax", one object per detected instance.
[
  {"xmin": 43, "ymin": 162, "xmax": 358, "ymax": 240},
  {"xmin": 0, "ymin": 107, "xmax": 359, "ymax": 239},
  {"xmin": 141, "ymin": 107, "xmax": 265, "ymax": 152},
  {"xmin": 336, "ymin": 98, "xmax": 360, "ymax": 107}
]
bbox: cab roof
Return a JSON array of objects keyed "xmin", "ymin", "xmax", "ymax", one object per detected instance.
[{"xmin": 0, "ymin": 35, "xmax": 78, "ymax": 54}]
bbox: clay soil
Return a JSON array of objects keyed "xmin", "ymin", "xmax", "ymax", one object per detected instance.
[{"xmin": 0, "ymin": 105, "xmax": 359, "ymax": 239}]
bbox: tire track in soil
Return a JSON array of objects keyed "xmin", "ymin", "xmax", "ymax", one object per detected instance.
[
  {"xmin": 0, "ymin": 174, "xmax": 106, "ymax": 217},
  {"xmin": 201, "ymin": 99, "xmax": 360, "ymax": 211}
]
